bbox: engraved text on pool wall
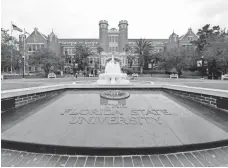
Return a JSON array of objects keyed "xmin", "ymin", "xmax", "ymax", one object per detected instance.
[{"xmin": 61, "ymin": 104, "xmax": 172, "ymax": 125}]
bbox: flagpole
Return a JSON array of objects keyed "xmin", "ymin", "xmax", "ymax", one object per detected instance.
[
  {"xmin": 10, "ymin": 21, "xmax": 13, "ymax": 73},
  {"xmin": 23, "ymin": 28, "xmax": 26, "ymax": 78}
]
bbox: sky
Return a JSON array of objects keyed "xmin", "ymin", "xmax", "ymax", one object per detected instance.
[{"xmin": 1, "ymin": 0, "xmax": 228, "ymax": 40}]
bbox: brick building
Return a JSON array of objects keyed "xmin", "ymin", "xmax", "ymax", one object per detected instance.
[
  {"xmin": 165, "ymin": 28, "xmax": 198, "ymax": 57},
  {"xmin": 19, "ymin": 28, "xmax": 61, "ymax": 71},
  {"xmin": 20, "ymin": 20, "xmax": 198, "ymax": 73}
]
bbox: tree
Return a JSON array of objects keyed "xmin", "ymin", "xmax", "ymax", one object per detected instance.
[
  {"xmin": 162, "ymin": 47, "xmax": 189, "ymax": 76},
  {"xmin": 133, "ymin": 39, "xmax": 154, "ymax": 74},
  {"xmin": 124, "ymin": 44, "xmax": 136, "ymax": 68},
  {"xmin": 75, "ymin": 44, "xmax": 92, "ymax": 72},
  {"xmin": 1, "ymin": 28, "xmax": 21, "ymax": 73},
  {"xmin": 28, "ymin": 48, "xmax": 59, "ymax": 77},
  {"xmin": 192, "ymin": 24, "xmax": 220, "ymax": 52},
  {"xmin": 97, "ymin": 46, "xmax": 103, "ymax": 70},
  {"xmin": 192, "ymin": 24, "xmax": 228, "ymax": 75}
]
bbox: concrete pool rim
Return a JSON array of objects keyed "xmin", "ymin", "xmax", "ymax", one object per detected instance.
[{"xmin": 2, "ymin": 139, "xmax": 228, "ymax": 155}]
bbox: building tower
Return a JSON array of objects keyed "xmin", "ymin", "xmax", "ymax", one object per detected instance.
[
  {"xmin": 99, "ymin": 20, "xmax": 109, "ymax": 52},
  {"xmin": 47, "ymin": 30, "xmax": 61, "ymax": 57},
  {"xmin": 118, "ymin": 20, "xmax": 128, "ymax": 52}
]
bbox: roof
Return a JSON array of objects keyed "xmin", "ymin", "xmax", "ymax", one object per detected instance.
[
  {"xmin": 25, "ymin": 28, "xmax": 47, "ymax": 42},
  {"xmin": 179, "ymin": 27, "xmax": 198, "ymax": 40},
  {"xmin": 41, "ymin": 33, "xmax": 47, "ymax": 39},
  {"xmin": 170, "ymin": 32, "xmax": 178, "ymax": 38},
  {"xmin": 128, "ymin": 39, "xmax": 168, "ymax": 42},
  {"xmin": 179, "ymin": 35, "xmax": 184, "ymax": 39},
  {"xmin": 59, "ymin": 38, "xmax": 99, "ymax": 41}
]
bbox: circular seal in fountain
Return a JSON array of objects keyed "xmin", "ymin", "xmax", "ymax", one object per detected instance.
[{"xmin": 100, "ymin": 90, "xmax": 130, "ymax": 100}]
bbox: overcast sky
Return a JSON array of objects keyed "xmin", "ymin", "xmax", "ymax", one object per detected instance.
[{"xmin": 1, "ymin": 0, "xmax": 228, "ymax": 39}]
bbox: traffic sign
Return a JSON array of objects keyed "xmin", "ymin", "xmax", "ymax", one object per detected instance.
[{"xmin": 197, "ymin": 60, "xmax": 202, "ymax": 67}]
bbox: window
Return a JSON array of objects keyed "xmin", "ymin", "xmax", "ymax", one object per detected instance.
[
  {"xmin": 72, "ymin": 48, "xmax": 76, "ymax": 54},
  {"xmin": 188, "ymin": 36, "xmax": 193, "ymax": 41},
  {"xmin": 33, "ymin": 45, "xmax": 36, "ymax": 51},
  {"xmin": 90, "ymin": 59, "xmax": 93, "ymax": 64},
  {"xmin": 28, "ymin": 45, "xmax": 32, "ymax": 51},
  {"xmin": 68, "ymin": 48, "xmax": 71, "ymax": 55}
]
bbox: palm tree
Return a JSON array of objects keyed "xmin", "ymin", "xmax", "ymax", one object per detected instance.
[
  {"xmin": 75, "ymin": 44, "xmax": 92, "ymax": 73},
  {"xmin": 97, "ymin": 46, "xmax": 103, "ymax": 70},
  {"xmin": 134, "ymin": 39, "xmax": 154, "ymax": 74}
]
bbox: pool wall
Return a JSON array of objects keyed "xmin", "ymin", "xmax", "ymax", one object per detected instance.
[{"xmin": 1, "ymin": 84, "xmax": 228, "ymax": 113}]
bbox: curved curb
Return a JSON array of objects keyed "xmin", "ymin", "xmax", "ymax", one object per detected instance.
[
  {"xmin": 2, "ymin": 139, "xmax": 228, "ymax": 156},
  {"xmin": 100, "ymin": 90, "xmax": 130, "ymax": 100}
]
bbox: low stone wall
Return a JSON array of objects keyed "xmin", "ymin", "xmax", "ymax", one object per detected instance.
[
  {"xmin": 164, "ymin": 89, "xmax": 228, "ymax": 112},
  {"xmin": 1, "ymin": 90, "xmax": 63, "ymax": 113},
  {"xmin": 14, "ymin": 91, "xmax": 60, "ymax": 108}
]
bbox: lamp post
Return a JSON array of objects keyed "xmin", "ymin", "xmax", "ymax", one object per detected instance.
[
  {"xmin": 201, "ymin": 56, "xmax": 204, "ymax": 79},
  {"xmin": 22, "ymin": 56, "xmax": 25, "ymax": 78},
  {"xmin": 99, "ymin": 53, "xmax": 101, "ymax": 71},
  {"xmin": 140, "ymin": 50, "xmax": 144, "ymax": 75}
]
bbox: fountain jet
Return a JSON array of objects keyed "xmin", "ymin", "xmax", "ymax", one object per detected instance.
[{"xmin": 97, "ymin": 55, "xmax": 130, "ymax": 85}]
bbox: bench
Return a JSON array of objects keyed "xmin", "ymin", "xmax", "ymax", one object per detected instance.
[
  {"xmin": 132, "ymin": 73, "xmax": 139, "ymax": 78},
  {"xmin": 221, "ymin": 74, "xmax": 228, "ymax": 80},
  {"xmin": 48, "ymin": 73, "xmax": 56, "ymax": 78},
  {"xmin": 170, "ymin": 74, "xmax": 179, "ymax": 79}
]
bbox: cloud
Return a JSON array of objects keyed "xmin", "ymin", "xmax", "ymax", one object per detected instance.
[{"xmin": 1, "ymin": 0, "xmax": 228, "ymax": 39}]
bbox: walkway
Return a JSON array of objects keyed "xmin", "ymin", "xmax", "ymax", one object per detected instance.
[{"xmin": 2, "ymin": 146, "xmax": 228, "ymax": 167}]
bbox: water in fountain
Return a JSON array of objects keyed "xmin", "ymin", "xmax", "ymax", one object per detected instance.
[{"xmin": 97, "ymin": 55, "xmax": 130, "ymax": 85}]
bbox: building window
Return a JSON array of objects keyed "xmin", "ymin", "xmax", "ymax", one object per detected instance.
[
  {"xmin": 33, "ymin": 45, "xmax": 36, "ymax": 51},
  {"xmin": 188, "ymin": 36, "xmax": 193, "ymax": 41},
  {"xmin": 28, "ymin": 45, "xmax": 32, "ymax": 51},
  {"xmin": 90, "ymin": 59, "xmax": 93, "ymax": 64}
]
